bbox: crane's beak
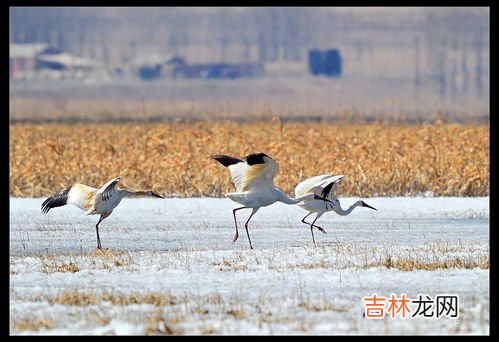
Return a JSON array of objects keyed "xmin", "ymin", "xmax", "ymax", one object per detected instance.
[
  {"xmin": 362, "ymin": 201, "xmax": 377, "ymax": 210},
  {"xmin": 314, "ymin": 194, "xmax": 333, "ymax": 203},
  {"xmin": 151, "ymin": 191, "xmax": 164, "ymax": 199}
]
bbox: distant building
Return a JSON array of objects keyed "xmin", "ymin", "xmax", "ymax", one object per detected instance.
[
  {"xmin": 10, "ymin": 43, "xmax": 100, "ymax": 80},
  {"xmin": 308, "ymin": 49, "xmax": 342, "ymax": 77},
  {"xmin": 36, "ymin": 48, "xmax": 99, "ymax": 71},
  {"xmin": 9, "ymin": 43, "xmax": 48, "ymax": 79}
]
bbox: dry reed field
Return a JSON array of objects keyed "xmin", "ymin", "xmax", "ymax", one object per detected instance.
[{"xmin": 9, "ymin": 121, "xmax": 489, "ymax": 198}]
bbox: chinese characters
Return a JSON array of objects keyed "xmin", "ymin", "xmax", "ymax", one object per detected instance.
[{"xmin": 362, "ymin": 294, "xmax": 459, "ymax": 319}]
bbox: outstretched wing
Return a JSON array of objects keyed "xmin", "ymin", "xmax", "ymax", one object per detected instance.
[
  {"xmin": 41, "ymin": 186, "xmax": 72, "ymax": 214},
  {"xmin": 95, "ymin": 176, "xmax": 121, "ymax": 202},
  {"xmin": 41, "ymin": 183, "xmax": 98, "ymax": 213},
  {"xmin": 295, "ymin": 174, "xmax": 344, "ymax": 199},
  {"xmin": 240, "ymin": 153, "xmax": 278, "ymax": 192},
  {"xmin": 320, "ymin": 175, "xmax": 344, "ymax": 198},
  {"xmin": 295, "ymin": 174, "xmax": 330, "ymax": 198},
  {"xmin": 211, "ymin": 155, "xmax": 247, "ymax": 192}
]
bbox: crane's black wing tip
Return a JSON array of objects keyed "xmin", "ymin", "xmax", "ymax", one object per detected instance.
[
  {"xmin": 245, "ymin": 153, "xmax": 270, "ymax": 165},
  {"xmin": 210, "ymin": 155, "xmax": 244, "ymax": 167},
  {"xmin": 321, "ymin": 181, "xmax": 336, "ymax": 198},
  {"xmin": 41, "ymin": 186, "xmax": 72, "ymax": 214}
]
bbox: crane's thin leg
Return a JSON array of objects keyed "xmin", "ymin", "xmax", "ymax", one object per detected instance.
[
  {"xmin": 301, "ymin": 212, "xmax": 312, "ymax": 223},
  {"xmin": 232, "ymin": 207, "xmax": 246, "ymax": 244},
  {"xmin": 95, "ymin": 215, "xmax": 106, "ymax": 249},
  {"xmin": 310, "ymin": 224, "xmax": 316, "ymax": 247},
  {"xmin": 301, "ymin": 213, "xmax": 327, "ymax": 234},
  {"xmin": 309, "ymin": 215, "xmax": 322, "ymax": 247},
  {"xmin": 244, "ymin": 208, "xmax": 259, "ymax": 250}
]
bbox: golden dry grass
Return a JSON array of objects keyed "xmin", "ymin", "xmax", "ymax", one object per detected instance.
[
  {"xmin": 374, "ymin": 254, "xmax": 489, "ymax": 271},
  {"xmin": 36, "ymin": 249, "xmax": 135, "ymax": 273},
  {"xmin": 10, "ymin": 318, "xmax": 54, "ymax": 332},
  {"xmin": 145, "ymin": 309, "xmax": 182, "ymax": 335},
  {"xmin": 41, "ymin": 291, "xmax": 180, "ymax": 307},
  {"xmin": 9, "ymin": 121, "xmax": 489, "ymax": 197},
  {"xmin": 41, "ymin": 260, "xmax": 80, "ymax": 274}
]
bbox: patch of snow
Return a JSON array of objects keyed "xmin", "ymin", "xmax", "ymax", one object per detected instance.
[{"xmin": 10, "ymin": 197, "xmax": 489, "ymax": 335}]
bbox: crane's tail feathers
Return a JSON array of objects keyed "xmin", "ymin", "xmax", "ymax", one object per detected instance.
[
  {"xmin": 225, "ymin": 192, "xmax": 246, "ymax": 203},
  {"xmin": 41, "ymin": 186, "xmax": 72, "ymax": 214},
  {"xmin": 210, "ymin": 155, "xmax": 244, "ymax": 167},
  {"xmin": 85, "ymin": 207, "xmax": 97, "ymax": 215}
]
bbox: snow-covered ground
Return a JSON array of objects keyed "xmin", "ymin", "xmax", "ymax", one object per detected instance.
[{"xmin": 10, "ymin": 197, "xmax": 489, "ymax": 335}]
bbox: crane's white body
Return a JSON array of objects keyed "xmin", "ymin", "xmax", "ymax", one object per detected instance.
[
  {"xmin": 88, "ymin": 177, "xmax": 125, "ymax": 216},
  {"xmin": 63, "ymin": 177, "xmax": 124, "ymax": 216},
  {"xmin": 41, "ymin": 176, "xmax": 163, "ymax": 249},
  {"xmin": 224, "ymin": 156, "xmax": 315, "ymax": 208},
  {"xmin": 212, "ymin": 153, "xmax": 324, "ymax": 249},
  {"xmin": 295, "ymin": 174, "xmax": 345, "ymax": 214},
  {"xmin": 294, "ymin": 174, "xmax": 376, "ymax": 245}
]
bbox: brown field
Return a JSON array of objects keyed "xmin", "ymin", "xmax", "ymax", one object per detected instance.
[{"xmin": 9, "ymin": 121, "xmax": 489, "ymax": 198}]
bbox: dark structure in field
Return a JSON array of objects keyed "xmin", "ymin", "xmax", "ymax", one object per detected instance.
[
  {"xmin": 132, "ymin": 56, "xmax": 265, "ymax": 81},
  {"xmin": 308, "ymin": 49, "xmax": 342, "ymax": 77},
  {"xmin": 167, "ymin": 58, "xmax": 265, "ymax": 80}
]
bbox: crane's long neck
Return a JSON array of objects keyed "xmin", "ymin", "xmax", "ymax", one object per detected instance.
[
  {"xmin": 335, "ymin": 200, "xmax": 363, "ymax": 216},
  {"xmin": 274, "ymin": 189, "xmax": 315, "ymax": 205},
  {"xmin": 121, "ymin": 189, "xmax": 151, "ymax": 198}
]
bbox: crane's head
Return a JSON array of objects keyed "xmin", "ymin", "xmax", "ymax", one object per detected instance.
[
  {"xmin": 149, "ymin": 191, "xmax": 164, "ymax": 199},
  {"xmin": 361, "ymin": 201, "xmax": 377, "ymax": 210}
]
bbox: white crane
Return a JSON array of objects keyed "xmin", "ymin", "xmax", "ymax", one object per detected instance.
[
  {"xmin": 295, "ymin": 174, "xmax": 377, "ymax": 246},
  {"xmin": 41, "ymin": 176, "xmax": 163, "ymax": 249},
  {"xmin": 211, "ymin": 153, "xmax": 332, "ymax": 249}
]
